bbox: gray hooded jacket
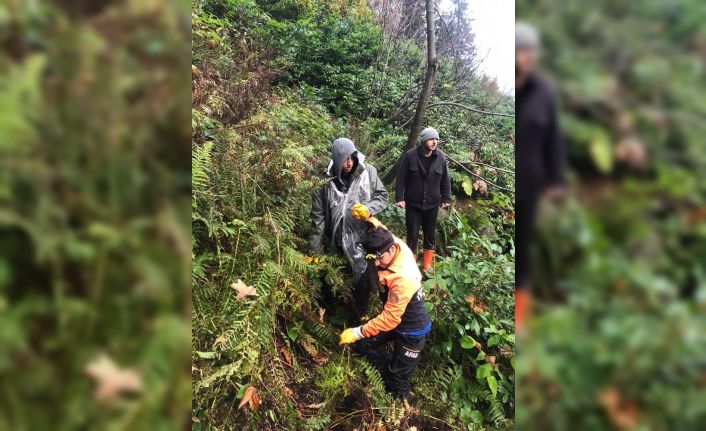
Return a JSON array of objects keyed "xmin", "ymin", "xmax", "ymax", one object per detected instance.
[{"xmin": 309, "ymin": 138, "xmax": 388, "ymax": 279}]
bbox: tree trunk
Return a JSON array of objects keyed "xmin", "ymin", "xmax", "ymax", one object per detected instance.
[{"xmin": 383, "ymin": 0, "xmax": 437, "ymax": 184}]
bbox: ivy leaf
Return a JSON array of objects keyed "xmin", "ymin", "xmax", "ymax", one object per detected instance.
[
  {"xmin": 487, "ymin": 334, "xmax": 501, "ymax": 347},
  {"xmin": 460, "ymin": 335, "xmax": 476, "ymax": 349},
  {"xmin": 487, "ymin": 375, "xmax": 498, "ymax": 398},
  {"xmin": 287, "ymin": 326, "xmax": 300, "ymax": 342},
  {"xmin": 461, "ymin": 178, "xmax": 474, "ymax": 196},
  {"xmin": 589, "ymin": 131, "xmax": 613, "ymax": 173},
  {"xmin": 476, "ymin": 363, "xmax": 492, "ymax": 379},
  {"xmin": 230, "ymin": 279, "xmax": 258, "ymax": 300}
]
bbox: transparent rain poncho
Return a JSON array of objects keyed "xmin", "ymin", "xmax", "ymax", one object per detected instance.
[{"xmin": 327, "ymin": 153, "xmax": 371, "ymax": 281}]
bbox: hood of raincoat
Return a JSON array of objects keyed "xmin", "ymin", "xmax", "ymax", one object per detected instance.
[{"xmin": 326, "ymin": 138, "xmax": 365, "ymax": 179}]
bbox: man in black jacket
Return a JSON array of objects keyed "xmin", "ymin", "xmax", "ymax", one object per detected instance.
[
  {"xmin": 394, "ymin": 127, "xmax": 452, "ymax": 271},
  {"xmin": 515, "ymin": 22, "xmax": 567, "ymax": 328}
]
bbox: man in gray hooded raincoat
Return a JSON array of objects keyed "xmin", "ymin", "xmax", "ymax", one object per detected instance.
[{"xmin": 309, "ymin": 138, "xmax": 388, "ymax": 322}]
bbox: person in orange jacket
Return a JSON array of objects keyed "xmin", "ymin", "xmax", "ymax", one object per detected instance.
[{"xmin": 339, "ymin": 225, "xmax": 431, "ymax": 400}]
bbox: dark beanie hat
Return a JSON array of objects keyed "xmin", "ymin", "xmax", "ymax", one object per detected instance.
[{"xmin": 361, "ymin": 227, "xmax": 395, "ymax": 255}]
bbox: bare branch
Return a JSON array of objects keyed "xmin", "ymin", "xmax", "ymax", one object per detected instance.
[
  {"xmin": 445, "ymin": 153, "xmax": 515, "ymax": 194},
  {"xmin": 426, "ymin": 101, "xmax": 514, "ymax": 118}
]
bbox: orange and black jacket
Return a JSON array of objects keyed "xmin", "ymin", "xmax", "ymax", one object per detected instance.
[{"xmin": 361, "ymin": 237, "xmax": 431, "ymax": 338}]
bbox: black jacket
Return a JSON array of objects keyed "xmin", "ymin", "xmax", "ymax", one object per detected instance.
[
  {"xmin": 395, "ymin": 146, "xmax": 452, "ymax": 210},
  {"xmin": 516, "ymin": 72, "xmax": 566, "ymax": 201}
]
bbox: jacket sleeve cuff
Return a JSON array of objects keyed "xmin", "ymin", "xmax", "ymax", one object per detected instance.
[{"xmin": 353, "ymin": 326, "xmax": 364, "ymax": 340}]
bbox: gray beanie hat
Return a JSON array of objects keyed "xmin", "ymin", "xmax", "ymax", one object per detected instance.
[
  {"xmin": 419, "ymin": 127, "xmax": 439, "ymax": 143},
  {"xmin": 516, "ymin": 22, "xmax": 540, "ymax": 50}
]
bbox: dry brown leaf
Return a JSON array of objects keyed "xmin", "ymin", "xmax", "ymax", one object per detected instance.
[
  {"xmin": 84, "ymin": 354, "xmax": 142, "ymax": 402},
  {"xmin": 299, "ymin": 338, "xmax": 318, "ymax": 357},
  {"xmin": 192, "ymin": 415, "xmax": 200, "ymax": 423},
  {"xmin": 597, "ymin": 387, "xmax": 639, "ymax": 430},
  {"xmin": 238, "ymin": 386, "xmax": 260, "ymax": 411},
  {"xmin": 230, "ymin": 279, "xmax": 258, "ymax": 300},
  {"xmin": 306, "ymin": 402, "xmax": 326, "ymax": 409},
  {"xmin": 213, "ymin": 333, "xmax": 228, "ymax": 349},
  {"xmin": 284, "ymin": 386, "xmax": 294, "ymax": 398},
  {"xmin": 280, "ymin": 346, "xmax": 293, "ymax": 365},
  {"xmin": 464, "ymin": 294, "xmax": 485, "ymax": 313},
  {"xmin": 313, "ymin": 352, "xmax": 330, "ymax": 365},
  {"xmin": 319, "ymin": 308, "xmax": 326, "ymax": 323},
  {"xmin": 615, "ymin": 136, "xmax": 646, "ymax": 168},
  {"xmin": 473, "ymin": 180, "xmax": 488, "ymax": 195},
  {"xmin": 191, "ymin": 65, "xmax": 200, "ymax": 76}
]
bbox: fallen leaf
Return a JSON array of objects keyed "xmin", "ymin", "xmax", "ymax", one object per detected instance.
[
  {"xmin": 313, "ymin": 352, "xmax": 330, "ymax": 365},
  {"xmin": 191, "ymin": 65, "xmax": 200, "ymax": 76},
  {"xmin": 230, "ymin": 279, "xmax": 257, "ymax": 300},
  {"xmin": 319, "ymin": 308, "xmax": 326, "ymax": 323},
  {"xmin": 306, "ymin": 402, "xmax": 326, "ymax": 409},
  {"xmin": 84, "ymin": 354, "xmax": 142, "ymax": 402},
  {"xmin": 464, "ymin": 294, "xmax": 485, "ymax": 313},
  {"xmin": 280, "ymin": 346, "xmax": 293, "ymax": 365},
  {"xmin": 284, "ymin": 386, "xmax": 294, "ymax": 398},
  {"xmin": 615, "ymin": 136, "xmax": 646, "ymax": 168},
  {"xmin": 473, "ymin": 179, "xmax": 488, "ymax": 195},
  {"xmin": 192, "ymin": 415, "xmax": 200, "ymax": 423},
  {"xmin": 299, "ymin": 338, "xmax": 318, "ymax": 357},
  {"xmin": 238, "ymin": 386, "xmax": 260, "ymax": 411},
  {"xmin": 597, "ymin": 388, "xmax": 639, "ymax": 430},
  {"xmin": 213, "ymin": 333, "xmax": 228, "ymax": 349}
]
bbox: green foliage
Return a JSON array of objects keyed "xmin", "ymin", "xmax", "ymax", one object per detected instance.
[
  {"xmin": 0, "ymin": 1, "xmax": 191, "ymax": 429},
  {"xmin": 192, "ymin": 0, "xmax": 515, "ymax": 429},
  {"xmin": 518, "ymin": 1, "xmax": 706, "ymax": 429}
]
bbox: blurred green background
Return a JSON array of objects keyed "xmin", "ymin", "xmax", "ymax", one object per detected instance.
[
  {"xmin": 0, "ymin": 0, "xmax": 191, "ymax": 429},
  {"xmin": 517, "ymin": 1, "xmax": 706, "ymax": 430}
]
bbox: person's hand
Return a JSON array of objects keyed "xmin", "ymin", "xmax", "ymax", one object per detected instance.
[
  {"xmin": 440, "ymin": 202, "xmax": 451, "ymax": 209},
  {"xmin": 395, "ymin": 201, "xmax": 406, "ymax": 209},
  {"xmin": 351, "ymin": 203, "xmax": 371, "ymax": 220},
  {"xmin": 339, "ymin": 327, "xmax": 363, "ymax": 345}
]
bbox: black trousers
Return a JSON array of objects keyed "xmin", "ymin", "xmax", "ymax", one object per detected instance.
[
  {"xmin": 354, "ymin": 331, "xmax": 427, "ymax": 399},
  {"xmin": 405, "ymin": 206, "xmax": 439, "ymax": 253},
  {"xmin": 515, "ymin": 197, "xmax": 538, "ymax": 287},
  {"xmin": 352, "ymin": 260, "xmax": 381, "ymax": 322}
]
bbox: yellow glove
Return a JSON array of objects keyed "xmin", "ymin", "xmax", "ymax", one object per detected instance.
[
  {"xmin": 304, "ymin": 256, "xmax": 320, "ymax": 264},
  {"xmin": 351, "ymin": 203, "xmax": 371, "ymax": 220},
  {"xmin": 339, "ymin": 327, "xmax": 363, "ymax": 345}
]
